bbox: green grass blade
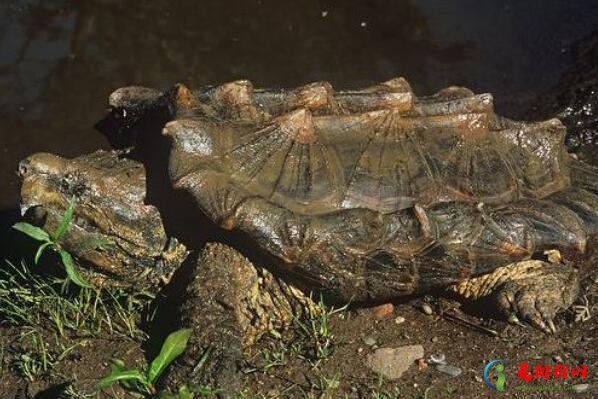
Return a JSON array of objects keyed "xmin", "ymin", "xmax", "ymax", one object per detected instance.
[
  {"xmin": 34, "ymin": 242, "xmax": 53, "ymax": 265},
  {"xmin": 147, "ymin": 328, "xmax": 192, "ymax": 384},
  {"xmin": 13, "ymin": 222, "xmax": 50, "ymax": 242},
  {"xmin": 59, "ymin": 250, "xmax": 91, "ymax": 288},
  {"xmin": 52, "ymin": 198, "xmax": 75, "ymax": 241},
  {"xmin": 97, "ymin": 368, "xmax": 146, "ymax": 389},
  {"xmin": 110, "ymin": 358, "xmax": 127, "ymax": 371}
]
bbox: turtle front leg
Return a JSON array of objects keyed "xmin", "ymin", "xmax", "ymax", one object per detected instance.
[
  {"xmin": 163, "ymin": 243, "xmax": 317, "ymax": 397},
  {"xmin": 449, "ymin": 260, "xmax": 579, "ymax": 333}
]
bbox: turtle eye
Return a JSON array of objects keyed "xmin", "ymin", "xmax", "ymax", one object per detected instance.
[{"xmin": 18, "ymin": 158, "xmax": 31, "ymax": 177}]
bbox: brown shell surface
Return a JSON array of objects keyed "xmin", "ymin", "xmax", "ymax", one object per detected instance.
[
  {"xmin": 154, "ymin": 78, "xmax": 570, "ymax": 221},
  {"xmin": 106, "ymin": 79, "xmax": 598, "ymax": 301}
]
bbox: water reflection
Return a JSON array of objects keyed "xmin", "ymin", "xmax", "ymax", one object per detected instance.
[{"xmin": 2, "ymin": 0, "xmax": 471, "ymax": 114}]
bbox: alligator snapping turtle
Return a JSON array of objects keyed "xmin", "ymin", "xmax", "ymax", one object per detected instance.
[{"xmin": 19, "ymin": 77, "xmax": 598, "ymax": 394}]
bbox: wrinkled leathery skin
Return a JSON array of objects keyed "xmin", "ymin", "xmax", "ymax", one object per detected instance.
[
  {"xmin": 162, "ymin": 243, "xmax": 318, "ymax": 397},
  {"xmin": 18, "ymin": 150, "xmax": 187, "ymax": 288},
  {"xmin": 449, "ymin": 260, "xmax": 580, "ymax": 333}
]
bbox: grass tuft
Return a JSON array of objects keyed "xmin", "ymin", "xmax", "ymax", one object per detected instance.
[{"xmin": 0, "ymin": 260, "xmax": 152, "ymax": 382}]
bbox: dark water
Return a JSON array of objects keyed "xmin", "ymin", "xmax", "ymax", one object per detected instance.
[{"xmin": 1, "ymin": 0, "xmax": 598, "ymax": 257}]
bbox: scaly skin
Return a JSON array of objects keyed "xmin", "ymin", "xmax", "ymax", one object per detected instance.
[
  {"xmin": 163, "ymin": 243, "xmax": 317, "ymax": 396},
  {"xmin": 450, "ymin": 260, "xmax": 579, "ymax": 333}
]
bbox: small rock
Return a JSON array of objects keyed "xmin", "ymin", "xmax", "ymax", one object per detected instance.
[
  {"xmin": 421, "ymin": 303, "xmax": 433, "ymax": 315},
  {"xmin": 395, "ymin": 316, "xmax": 406, "ymax": 324},
  {"xmin": 372, "ymin": 303, "xmax": 394, "ymax": 319},
  {"xmin": 571, "ymin": 384, "xmax": 589, "ymax": 393},
  {"xmin": 436, "ymin": 364, "xmax": 462, "ymax": 377},
  {"xmin": 364, "ymin": 337, "xmax": 377, "ymax": 347},
  {"xmin": 366, "ymin": 345, "xmax": 424, "ymax": 380},
  {"xmin": 416, "ymin": 358, "xmax": 428, "ymax": 370},
  {"xmin": 553, "ymin": 355, "xmax": 564, "ymax": 363},
  {"xmin": 431, "ymin": 336, "xmax": 439, "ymax": 343}
]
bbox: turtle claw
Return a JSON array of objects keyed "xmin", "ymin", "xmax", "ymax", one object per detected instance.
[
  {"xmin": 507, "ymin": 313, "xmax": 524, "ymax": 327},
  {"xmin": 494, "ymin": 262, "xmax": 579, "ymax": 333},
  {"xmin": 527, "ymin": 314, "xmax": 552, "ymax": 335}
]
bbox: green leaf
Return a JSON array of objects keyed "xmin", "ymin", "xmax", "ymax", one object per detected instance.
[
  {"xmin": 59, "ymin": 250, "xmax": 91, "ymax": 288},
  {"xmin": 52, "ymin": 198, "xmax": 75, "ymax": 241},
  {"xmin": 13, "ymin": 222, "xmax": 50, "ymax": 242},
  {"xmin": 97, "ymin": 368, "xmax": 146, "ymax": 389},
  {"xmin": 110, "ymin": 358, "xmax": 127, "ymax": 372},
  {"xmin": 147, "ymin": 328, "xmax": 192, "ymax": 384},
  {"xmin": 34, "ymin": 242, "xmax": 53, "ymax": 264}
]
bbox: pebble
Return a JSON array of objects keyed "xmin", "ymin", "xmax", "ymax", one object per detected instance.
[
  {"xmin": 436, "ymin": 364, "xmax": 462, "ymax": 377},
  {"xmin": 372, "ymin": 303, "xmax": 394, "ymax": 319},
  {"xmin": 421, "ymin": 303, "xmax": 433, "ymax": 315},
  {"xmin": 431, "ymin": 336, "xmax": 439, "ymax": 343},
  {"xmin": 553, "ymin": 355, "xmax": 564, "ymax": 363},
  {"xmin": 395, "ymin": 316, "xmax": 406, "ymax": 324},
  {"xmin": 364, "ymin": 337, "xmax": 377, "ymax": 347},
  {"xmin": 366, "ymin": 345, "xmax": 424, "ymax": 380}
]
